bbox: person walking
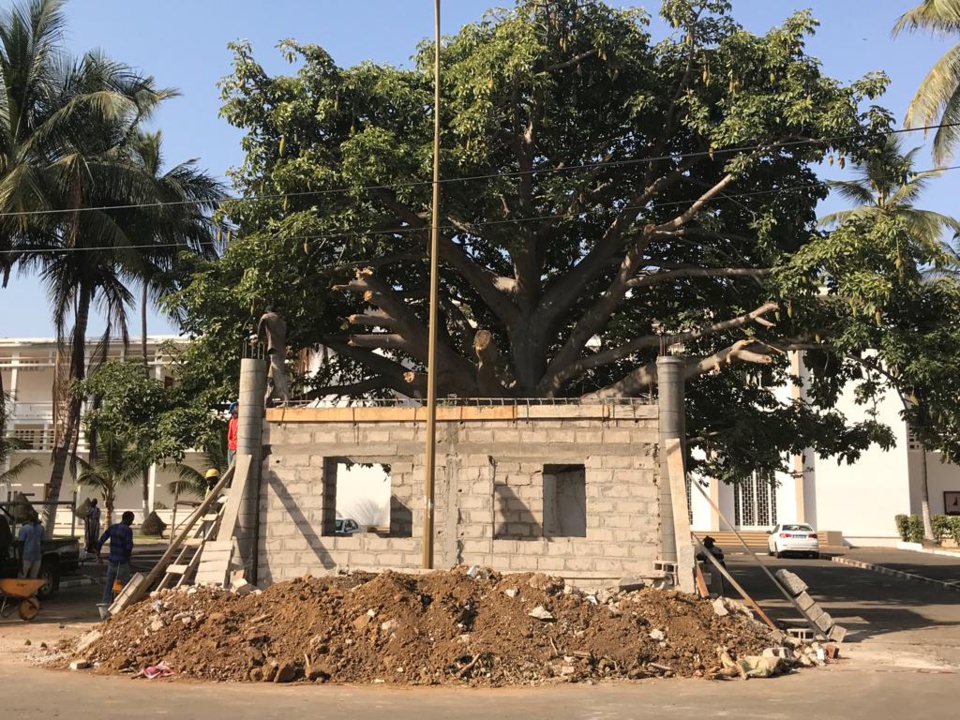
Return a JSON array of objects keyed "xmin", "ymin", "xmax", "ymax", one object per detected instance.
[
  {"xmin": 96, "ymin": 511, "xmax": 135, "ymax": 604},
  {"xmin": 18, "ymin": 513, "xmax": 44, "ymax": 579},
  {"xmin": 226, "ymin": 402, "xmax": 238, "ymax": 467},
  {"xmin": 84, "ymin": 498, "xmax": 101, "ymax": 553}
]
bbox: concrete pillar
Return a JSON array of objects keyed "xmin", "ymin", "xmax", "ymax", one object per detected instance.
[
  {"xmin": 657, "ymin": 355, "xmax": 686, "ymax": 563},
  {"xmin": 237, "ymin": 358, "xmax": 267, "ymax": 577}
]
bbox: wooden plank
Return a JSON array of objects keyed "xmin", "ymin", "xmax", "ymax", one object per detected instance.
[
  {"xmin": 691, "ymin": 533, "xmax": 779, "ymax": 633},
  {"xmin": 107, "ymin": 573, "xmax": 146, "ymax": 616},
  {"xmin": 216, "ymin": 456, "xmax": 251, "ymax": 555},
  {"xmin": 693, "ymin": 562, "xmax": 710, "ymax": 598},
  {"xmin": 664, "ymin": 438, "xmax": 696, "ymax": 594},
  {"xmin": 166, "ymin": 564, "xmax": 190, "ymax": 575},
  {"xmin": 689, "ymin": 481, "xmax": 827, "ymax": 640}
]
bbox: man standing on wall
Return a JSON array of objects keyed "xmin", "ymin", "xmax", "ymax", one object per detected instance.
[{"xmin": 96, "ymin": 511, "xmax": 134, "ymax": 604}]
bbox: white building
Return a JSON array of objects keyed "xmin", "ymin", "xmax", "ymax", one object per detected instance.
[
  {"xmin": 1, "ymin": 336, "xmax": 205, "ymax": 532},
  {"xmin": 690, "ymin": 353, "xmax": 960, "ymax": 546}
]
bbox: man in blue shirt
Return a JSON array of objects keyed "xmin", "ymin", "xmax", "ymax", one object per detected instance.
[
  {"xmin": 96, "ymin": 511, "xmax": 135, "ymax": 604},
  {"xmin": 18, "ymin": 513, "xmax": 44, "ymax": 579}
]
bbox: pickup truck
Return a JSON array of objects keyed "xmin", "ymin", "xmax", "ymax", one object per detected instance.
[{"xmin": 0, "ymin": 505, "xmax": 82, "ymax": 600}]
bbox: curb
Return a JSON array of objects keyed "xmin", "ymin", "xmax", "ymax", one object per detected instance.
[
  {"xmin": 831, "ymin": 556, "xmax": 960, "ymax": 593},
  {"xmin": 60, "ymin": 576, "xmax": 101, "ymax": 589},
  {"xmin": 895, "ymin": 543, "xmax": 960, "ymax": 559}
]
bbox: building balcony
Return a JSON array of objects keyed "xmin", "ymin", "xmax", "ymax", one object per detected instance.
[{"xmin": 8, "ymin": 401, "xmax": 54, "ymax": 422}]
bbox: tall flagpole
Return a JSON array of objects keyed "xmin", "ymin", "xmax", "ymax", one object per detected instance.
[{"xmin": 421, "ymin": 0, "xmax": 442, "ymax": 569}]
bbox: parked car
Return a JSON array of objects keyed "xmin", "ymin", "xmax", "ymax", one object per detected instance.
[
  {"xmin": 0, "ymin": 504, "xmax": 81, "ymax": 599},
  {"xmin": 334, "ymin": 518, "xmax": 363, "ymax": 536},
  {"xmin": 767, "ymin": 522, "xmax": 820, "ymax": 559}
]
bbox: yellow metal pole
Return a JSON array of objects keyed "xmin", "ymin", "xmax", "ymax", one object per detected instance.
[{"xmin": 421, "ymin": 0, "xmax": 442, "ymax": 569}]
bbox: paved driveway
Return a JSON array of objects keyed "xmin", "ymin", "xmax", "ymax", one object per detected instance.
[{"xmin": 725, "ymin": 550, "xmax": 960, "ymax": 669}]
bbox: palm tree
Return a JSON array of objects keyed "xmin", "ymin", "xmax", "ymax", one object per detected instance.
[
  {"xmin": 75, "ymin": 429, "xmax": 139, "ymax": 526},
  {"xmin": 821, "ymin": 135, "xmax": 960, "ymax": 542},
  {"xmin": 125, "ymin": 130, "xmax": 224, "ymax": 375},
  {"xmin": 820, "ymin": 135, "xmax": 960, "ymax": 245},
  {"xmin": 118, "ymin": 131, "xmax": 225, "ymax": 515},
  {"xmin": 893, "ymin": 0, "xmax": 960, "ymax": 163},
  {"xmin": 0, "ymin": 0, "xmax": 175, "ymax": 532}
]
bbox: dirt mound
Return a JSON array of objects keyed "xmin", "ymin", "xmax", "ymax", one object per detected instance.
[{"xmin": 77, "ymin": 569, "xmax": 778, "ymax": 685}]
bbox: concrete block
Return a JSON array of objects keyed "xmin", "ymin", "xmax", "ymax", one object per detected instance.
[
  {"xmin": 563, "ymin": 557, "xmax": 597, "ymax": 572},
  {"xmin": 602, "ymin": 543, "xmax": 630, "ymax": 558},
  {"xmin": 794, "ymin": 591, "xmax": 817, "ymax": 613},
  {"xmin": 536, "ymin": 556, "xmax": 566, "ymax": 571},
  {"xmin": 775, "ymin": 569, "xmax": 809, "ymax": 596},
  {"xmin": 828, "ymin": 625, "xmax": 848, "ymax": 643}
]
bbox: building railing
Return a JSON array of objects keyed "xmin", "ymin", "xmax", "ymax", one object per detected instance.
[{"xmin": 8, "ymin": 401, "xmax": 54, "ymax": 421}]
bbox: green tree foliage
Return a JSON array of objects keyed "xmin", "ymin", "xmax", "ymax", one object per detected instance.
[
  {"xmin": 172, "ymin": 0, "xmax": 912, "ymax": 483},
  {"xmin": 76, "ymin": 360, "xmax": 225, "ymax": 469}
]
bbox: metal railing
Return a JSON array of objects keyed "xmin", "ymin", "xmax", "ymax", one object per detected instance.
[{"xmin": 283, "ymin": 395, "xmax": 657, "ymax": 408}]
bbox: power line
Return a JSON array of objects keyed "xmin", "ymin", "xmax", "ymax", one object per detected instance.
[
  {"xmin": 0, "ymin": 121, "xmax": 956, "ymax": 220},
  {"xmin": 7, "ymin": 162, "xmax": 960, "ymax": 256}
]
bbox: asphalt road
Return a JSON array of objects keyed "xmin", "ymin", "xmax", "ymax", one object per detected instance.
[{"xmin": 0, "ymin": 662, "xmax": 956, "ymax": 720}]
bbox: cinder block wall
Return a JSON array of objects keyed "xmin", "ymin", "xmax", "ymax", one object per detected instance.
[{"xmin": 257, "ymin": 403, "xmax": 660, "ymax": 586}]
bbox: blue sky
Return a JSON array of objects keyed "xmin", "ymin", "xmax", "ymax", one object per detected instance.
[{"xmin": 0, "ymin": 0, "xmax": 954, "ymax": 337}]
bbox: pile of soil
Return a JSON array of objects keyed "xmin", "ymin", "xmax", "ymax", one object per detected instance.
[{"xmin": 78, "ymin": 568, "xmax": 778, "ymax": 685}]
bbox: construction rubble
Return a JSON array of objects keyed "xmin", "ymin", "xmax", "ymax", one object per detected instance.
[{"xmin": 70, "ymin": 568, "xmax": 839, "ymax": 685}]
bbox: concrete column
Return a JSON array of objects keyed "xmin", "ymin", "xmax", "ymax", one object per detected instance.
[
  {"xmin": 147, "ymin": 463, "xmax": 157, "ymax": 512},
  {"xmin": 237, "ymin": 358, "xmax": 267, "ymax": 577},
  {"xmin": 657, "ymin": 355, "xmax": 686, "ymax": 563}
]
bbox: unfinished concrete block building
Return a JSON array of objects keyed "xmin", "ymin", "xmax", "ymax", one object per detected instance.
[{"xmin": 257, "ymin": 401, "xmax": 666, "ymax": 588}]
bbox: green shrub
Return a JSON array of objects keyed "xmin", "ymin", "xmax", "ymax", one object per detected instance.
[
  {"xmin": 894, "ymin": 514, "xmax": 911, "ymax": 542},
  {"xmin": 949, "ymin": 517, "xmax": 960, "ymax": 543},
  {"xmin": 932, "ymin": 515, "xmax": 952, "ymax": 543},
  {"xmin": 894, "ymin": 514, "xmax": 924, "ymax": 543}
]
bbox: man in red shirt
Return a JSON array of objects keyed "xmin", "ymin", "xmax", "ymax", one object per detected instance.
[{"xmin": 227, "ymin": 402, "xmax": 238, "ymax": 466}]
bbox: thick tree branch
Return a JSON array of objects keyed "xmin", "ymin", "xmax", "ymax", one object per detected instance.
[
  {"xmin": 544, "ymin": 48, "xmax": 600, "ymax": 73},
  {"xmin": 538, "ymin": 153, "xmax": 703, "ymax": 330},
  {"xmin": 587, "ymin": 339, "xmax": 776, "ymax": 398},
  {"xmin": 543, "ymin": 152, "xmax": 772, "ymax": 393},
  {"xmin": 371, "ymin": 187, "xmax": 520, "ymax": 326},
  {"xmin": 347, "ymin": 310, "xmax": 397, "ymax": 329},
  {"xmin": 333, "ymin": 269, "xmax": 479, "ymax": 395},
  {"xmin": 304, "ymin": 375, "xmax": 422, "ymax": 399},
  {"xmin": 627, "ymin": 267, "xmax": 772, "ymax": 289},
  {"xmin": 348, "ymin": 333, "xmax": 409, "ymax": 350},
  {"xmin": 547, "ymin": 302, "xmax": 779, "ymax": 393}
]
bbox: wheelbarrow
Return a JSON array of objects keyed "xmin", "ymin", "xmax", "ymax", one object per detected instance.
[{"xmin": 0, "ymin": 578, "xmax": 45, "ymax": 621}]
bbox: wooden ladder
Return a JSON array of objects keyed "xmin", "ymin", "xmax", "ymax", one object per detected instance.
[{"xmin": 156, "ymin": 509, "xmax": 224, "ymax": 590}]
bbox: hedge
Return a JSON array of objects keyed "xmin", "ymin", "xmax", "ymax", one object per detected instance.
[{"xmin": 895, "ymin": 513, "xmax": 960, "ymax": 543}]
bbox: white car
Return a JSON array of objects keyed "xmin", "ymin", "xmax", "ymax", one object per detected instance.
[
  {"xmin": 767, "ymin": 523, "xmax": 820, "ymax": 559},
  {"xmin": 334, "ymin": 518, "xmax": 363, "ymax": 535}
]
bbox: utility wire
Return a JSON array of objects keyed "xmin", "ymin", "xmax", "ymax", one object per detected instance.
[
  {"xmin": 7, "ymin": 162, "xmax": 960, "ymax": 256},
  {"xmin": 0, "ymin": 121, "xmax": 956, "ymax": 220}
]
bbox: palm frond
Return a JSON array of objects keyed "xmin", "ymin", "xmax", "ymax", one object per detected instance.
[{"xmin": 893, "ymin": 0, "xmax": 960, "ymax": 38}]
